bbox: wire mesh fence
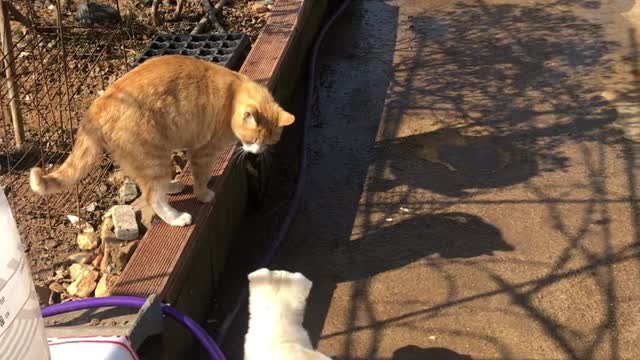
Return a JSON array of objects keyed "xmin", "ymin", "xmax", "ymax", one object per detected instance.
[{"xmin": 0, "ymin": 0, "xmax": 129, "ymax": 246}]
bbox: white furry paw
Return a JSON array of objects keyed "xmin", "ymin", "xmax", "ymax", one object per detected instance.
[
  {"xmin": 195, "ymin": 189, "xmax": 215, "ymax": 203},
  {"xmin": 167, "ymin": 180, "xmax": 185, "ymax": 194},
  {"xmin": 248, "ymin": 268, "xmax": 271, "ymax": 282},
  {"xmin": 170, "ymin": 212, "xmax": 192, "ymax": 227}
]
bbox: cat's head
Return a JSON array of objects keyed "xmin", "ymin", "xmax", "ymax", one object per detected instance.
[
  {"xmin": 231, "ymin": 86, "xmax": 295, "ymax": 154},
  {"xmin": 247, "ymin": 268, "xmax": 312, "ymax": 315}
]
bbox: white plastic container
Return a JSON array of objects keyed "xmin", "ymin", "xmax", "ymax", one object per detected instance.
[{"xmin": 0, "ymin": 191, "xmax": 50, "ymax": 360}]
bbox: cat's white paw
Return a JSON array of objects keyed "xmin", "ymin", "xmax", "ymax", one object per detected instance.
[
  {"xmin": 196, "ymin": 189, "xmax": 215, "ymax": 203},
  {"xmin": 248, "ymin": 268, "xmax": 271, "ymax": 282},
  {"xmin": 170, "ymin": 212, "xmax": 192, "ymax": 226},
  {"xmin": 167, "ymin": 180, "xmax": 185, "ymax": 194},
  {"xmin": 290, "ymin": 272, "xmax": 312, "ymax": 284},
  {"xmin": 289, "ymin": 272, "xmax": 313, "ymax": 294}
]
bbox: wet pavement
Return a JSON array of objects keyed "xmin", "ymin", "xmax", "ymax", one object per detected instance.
[{"xmin": 276, "ymin": 0, "xmax": 640, "ymax": 359}]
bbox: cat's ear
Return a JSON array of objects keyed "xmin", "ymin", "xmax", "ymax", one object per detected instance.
[
  {"xmin": 243, "ymin": 111, "xmax": 257, "ymax": 127},
  {"xmin": 278, "ymin": 110, "xmax": 295, "ymax": 127}
]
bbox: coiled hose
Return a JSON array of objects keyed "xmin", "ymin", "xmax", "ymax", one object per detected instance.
[{"xmin": 41, "ymin": 296, "xmax": 226, "ymax": 360}]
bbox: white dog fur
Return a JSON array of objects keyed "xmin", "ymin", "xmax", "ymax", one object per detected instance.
[{"xmin": 244, "ymin": 268, "xmax": 331, "ymax": 360}]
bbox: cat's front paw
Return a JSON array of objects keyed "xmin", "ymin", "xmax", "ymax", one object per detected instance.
[
  {"xmin": 248, "ymin": 268, "xmax": 271, "ymax": 282},
  {"xmin": 170, "ymin": 212, "xmax": 192, "ymax": 226},
  {"xmin": 195, "ymin": 189, "xmax": 215, "ymax": 203}
]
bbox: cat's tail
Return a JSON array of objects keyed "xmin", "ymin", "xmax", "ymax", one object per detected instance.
[{"xmin": 30, "ymin": 119, "xmax": 104, "ymax": 195}]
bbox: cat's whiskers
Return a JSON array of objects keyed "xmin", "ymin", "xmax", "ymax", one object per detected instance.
[
  {"xmin": 232, "ymin": 146, "xmax": 249, "ymax": 165},
  {"xmin": 258, "ymin": 149, "xmax": 273, "ymax": 174}
]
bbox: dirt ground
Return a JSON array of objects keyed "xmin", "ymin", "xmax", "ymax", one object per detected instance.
[{"xmin": 253, "ymin": 0, "xmax": 640, "ymax": 359}]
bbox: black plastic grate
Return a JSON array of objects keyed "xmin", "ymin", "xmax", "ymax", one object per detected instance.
[{"xmin": 134, "ymin": 33, "xmax": 251, "ymax": 70}]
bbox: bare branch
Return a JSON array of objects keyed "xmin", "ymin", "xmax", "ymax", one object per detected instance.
[
  {"xmin": 191, "ymin": 15, "xmax": 208, "ymax": 34},
  {"xmin": 4, "ymin": 1, "xmax": 32, "ymax": 30},
  {"xmin": 173, "ymin": 0, "xmax": 186, "ymax": 19},
  {"xmin": 150, "ymin": 0, "xmax": 161, "ymax": 25},
  {"xmin": 191, "ymin": 0, "xmax": 228, "ymax": 34}
]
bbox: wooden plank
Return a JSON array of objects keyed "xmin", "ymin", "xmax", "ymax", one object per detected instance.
[
  {"xmin": 240, "ymin": 0, "xmax": 307, "ymax": 87},
  {"xmin": 112, "ymin": 147, "xmax": 233, "ymax": 298},
  {"xmin": 112, "ymin": 0, "xmax": 307, "ymax": 299}
]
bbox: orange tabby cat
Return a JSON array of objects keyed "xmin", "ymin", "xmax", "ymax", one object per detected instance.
[{"xmin": 30, "ymin": 55, "xmax": 294, "ymax": 226}]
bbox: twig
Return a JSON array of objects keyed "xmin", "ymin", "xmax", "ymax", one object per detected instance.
[
  {"xmin": 191, "ymin": 0, "xmax": 228, "ymax": 34},
  {"xmin": 210, "ymin": 15, "xmax": 225, "ymax": 33},
  {"xmin": 4, "ymin": 1, "xmax": 32, "ymax": 30},
  {"xmin": 60, "ymin": 0, "xmax": 70, "ymax": 13},
  {"xmin": 213, "ymin": 0, "xmax": 230, "ymax": 17},
  {"xmin": 191, "ymin": 16, "xmax": 208, "ymax": 34},
  {"xmin": 150, "ymin": 0, "xmax": 161, "ymax": 25},
  {"xmin": 202, "ymin": 0, "xmax": 215, "ymax": 24},
  {"xmin": 174, "ymin": 0, "xmax": 186, "ymax": 19}
]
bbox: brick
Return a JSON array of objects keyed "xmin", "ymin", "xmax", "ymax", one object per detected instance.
[{"xmin": 111, "ymin": 205, "xmax": 139, "ymax": 241}]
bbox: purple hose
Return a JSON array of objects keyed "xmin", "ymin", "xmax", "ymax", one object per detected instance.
[
  {"xmin": 215, "ymin": 0, "xmax": 354, "ymax": 344},
  {"xmin": 41, "ymin": 296, "xmax": 225, "ymax": 360}
]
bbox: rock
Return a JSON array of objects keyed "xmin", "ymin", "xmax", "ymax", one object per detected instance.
[
  {"xmin": 67, "ymin": 215, "xmax": 94, "ymax": 232},
  {"xmin": 100, "ymin": 215, "xmax": 115, "ymax": 240},
  {"xmin": 77, "ymin": 231, "xmax": 100, "ymax": 250},
  {"xmin": 44, "ymin": 239, "xmax": 59, "ymax": 250},
  {"xmin": 116, "ymin": 241, "xmax": 138, "ymax": 271},
  {"xmin": 95, "ymin": 274, "xmax": 119, "ymax": 297},
  {"xmin": 601, "ymin": 90, "xmax": 617, "ymax": 101},
  {"xmin": 257, "ymin": 0, "xmax": 274, "ymax": 5},
  {"xmin": 76, "ymin": 2, "xmax": 120, "ymax": 26},
  {"xmin": 122, "ymin": 241, "xmax": 138, "ymax": 256},
  {"xmin": 83, "ymin": 202, "xmax": 98, "ymax": 212},
  {"xmin": 11, "ymin": 23, "xmax": 27, "ymax": 39},
  {"xmin": 67, "ymin": 252, "xmax": 94, "ymax": 265},
  {"xmin": 100, "ymin": 246, "xmax": 110, "ymax": 273},
  {"xmin": 69, "ymin": 263, "xmax": 92, "ymax": 280},
  {"xmin": 252, "ymin": 3, "xmax": 269, "ymax": 13},
  {"xmin": 106, "ymin": 239, "xmax": 138, "ymax": 273},
  {"xmin": 49, "ymin": 282, "xmax": 64, "ymax": 294},
  {"xmin": 103, "ymin": 238, "xmax": 118, "ymax": 271},
  {"xmin": 267, "ymin": 4, "xmax": 274, "ymax": 10},
  {"xmin": 118, "ymin": 178, "xmax": 138, "ymax": 203},
  {"xmin": 108, "ymin": 170, "xmax": 127, "ymax": 185},
  {"xmin": 111, "ymin": 205, "xmax": 139, "ymax": 240},
  {"xmin": 98, "ymin": 184, "xmax": 109, "ymax": 194},
  {"xmin": 55, "ymin": 268, "xmax": 66, "ymax": 279},
  {"xmin": 67, "ymin": 268, "xmax": 99, "ymax": 298},
  {"xmin": 92, "ymin": 253, "xmax": 103, "ymax": 268}
]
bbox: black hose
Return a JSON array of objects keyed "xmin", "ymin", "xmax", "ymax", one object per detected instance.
[{"xmin": 215, "ymin": 0, "xmax": 354, "ymax": 344}]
